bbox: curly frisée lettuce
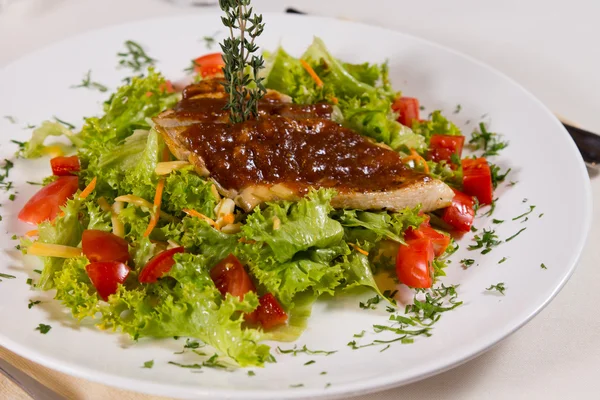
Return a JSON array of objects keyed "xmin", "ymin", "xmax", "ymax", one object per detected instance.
[{"xmin": 54, "ymin": 254, "xmax": 271, "ymax": 367}]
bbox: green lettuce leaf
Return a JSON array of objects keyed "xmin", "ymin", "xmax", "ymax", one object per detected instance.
[
  {"xmin": 35, "ymin": 198, "xmax": 84, "ymax": 289},
  {"xmin": 334, "ymin": 207, "xmax": 425, "ymax": 245},
  {"xmin": 241, "ymin": 189, "xmax": 343, "ymax": 263},
  {"xmin": 162, "ymin": 169, "xmax": 218, "ymax": 218},
  {"xmin": 22, "ymin": 121, "xmax": 82, "ymax": 158},
  {"xmin": 238, "ymin": 190, "xmax": 347, "ymax": 307},
  {"xmin": 53, "ymin": 254, "xmax": 271, "ymax": 367}
]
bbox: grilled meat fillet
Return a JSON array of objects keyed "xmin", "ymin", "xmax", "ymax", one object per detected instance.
[{"xmin": 154, "ymin": 104, "xmax": 454, "ymax": 212}]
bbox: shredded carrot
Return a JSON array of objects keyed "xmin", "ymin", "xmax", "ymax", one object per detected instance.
[
  {"xmin": 162, "ymin": 146, "xmax": 171, "ymax": 162},
  {"xmin": 300, "ymin": 59, "xmax": 323, "ymax": 87},
  {"xmin": 144, "ymin": 178, "xmax": 165, "ymax": 237},
  {"xmin": 183, "ymin": 208, "xmax": 217, "ymax": 227},
  {"xmin": 142, "ymin": 147, "xmax": 171, "ymax": 237},
  {"xmin": 222, "ymin": 213, "xmax": 235, "ymax": 225},
  {"xmin": 79, "ymin": 177, "xmax": 97, "ymax": 199},
  {"xmin": 330, "ymin": 96, "xmax": 339, "ymax": 105},
  {"xmin": 349, "ymin": 243, "xmax": 369, "ymax": 256},
  {"xmin": 238, "ymin": 237, "xmax": 257, "ymax": 244},
  {"xmin": 25, "ymin": 229, "xmax": 39, "ymax": 237},
  {"xmin": 402, "ymin": 149, "xmax": 430, "ymax": 174}
]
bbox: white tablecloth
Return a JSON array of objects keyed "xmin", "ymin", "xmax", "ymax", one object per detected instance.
[{"xmin": 1, "ymin": 1, "xmax": 599, "ymax": 399}]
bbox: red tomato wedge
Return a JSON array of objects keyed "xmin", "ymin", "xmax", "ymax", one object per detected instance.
[
  {"xmin": 392, "ymin": 97, "xmax": 420, "ymax": 127},
  {"xmin": 396, "ymin": 237, "xmax": 434, "ymax": 289},
  {"xmin": 441, "ymin": 188, "xmax": 475, "ymax": 232},
  {"xmin": 405, "ymin": 218, "xmax": 451, "ymax": 257},
  {"xmin": 193, "ymin": 53, "xmax": 225, "ymax": 78},
  {"xmin": 462, "ymin": 157, "xmax": 494, "ymax": 205},
  {"xmin": 85, "ymin": 261, "xmax": 130, "ymax": 301},
  {"xmin": 82, "ymin": 230, "xmax": 130, "ymax": 263},
  {"xmin": 138, "ymin": 247, "xmax": 185, "ymax": 283},
  {"xmin": 252, "ymin": 293, "xmax": 288, "ymax": 329},
  {"xmin": 428, "ymin": 134, "xmax": 465, "ymax": 163},
  {"xmin": 18, "ymin": 176, "xmax": 79, "ymax": 225},
  {"xmin": 50, "ymin": 155, "xmax": 80, "ymax": 176},
  {"xmin": 210, "ymin": 254, "xmax": 256, "ymax": 299}
]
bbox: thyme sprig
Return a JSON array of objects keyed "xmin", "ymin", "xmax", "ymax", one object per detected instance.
[{"xmin": 219, "ymin": 0, "xmax": 266, "ymax": 123}]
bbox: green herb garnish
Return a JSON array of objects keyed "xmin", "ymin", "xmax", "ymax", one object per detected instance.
[
  {"xmin": 117, "ymin": 40, "xmax": 156, "ymax": 72},
  {"xmin": 71, "ymin": 70, "xmax": 108, "ymax": 92},
  {"xmin": 143, "ymin": 360, "xmax": 154, "ymax": 368},
  {"xmin": 202, "ymin": 31, "xmax": 220, "ymax": 49},
  {"xmin": 469, "ymin": 122, "xmax": 508, "ymax": 157},
  {"xmin": 0, "ymin": 272, "xmax": 16, "ymax": 280},
  {"xmin": 492, "ymin": 219, "xmax": 504, "ymax": 224},
  {"xmin": 304, "ymin": 360, "xmax": 316, "ymax": 366},
  {"xmin": 498, "ymin": 257, "xmax": 508, "ymax": 264},
  {"xmin": 359, "ymin": 294, "xmax": 381, "ymax": 310},
  {"xmin": 4, "ymin": 116, "xmax": 17, "ymax": 123},
  {"xmin": 353, "ymin": 330, "xmax": 366, "ymax": 338},
  {"xmin": 219, "ymin": 0, "xmax": 266, "ymax": 123},
  {"xmin": 290, "ymin": 384, "xmax": 304, "ymax": 388},
  {"xmin": 512, "ymin": 205, "xmax": 535, "ymax": 221},
  {"xmin": 541, "ymin": 263, "xmax": 547, "ymax": 269},
  {"xmin": 506, "ymin": 228, "xmax": 527, "ymax": 242},
  {"xmin": 35, "ymin": 323, "xmax": 51, "ymax": 334},
  {"xmin": 454, "ymin": 104, "xmax": 462, "ymax": 114},
  {"xmin": 485, "ymin": 282, "xmax": 506, "ymax": 295},
  {"xmin": 28, "ymin": 300, "xmax": 41, "ymax": 309},
  {"xmin": 52, "ymin": 116, "xmax": 76, "ymax": 130},
  {"xmin": 248, "ymin": 370, "xmax": 255, "ymax": 376},
  {"xmin": 468, "ymin": 229, "xmax": 501, "ymax": 254},
  {"xmin": 490, "ymin": 164, "xmax": 511, "ymax": 189},
  {"xmin": 277, "ymin": 345, "xmax": 337, "ymax": 356}
]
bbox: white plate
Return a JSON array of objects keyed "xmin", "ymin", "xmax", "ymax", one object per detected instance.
[{"xmin": 0, "ymin": 13, "xmax": 592, "ymax": 400}]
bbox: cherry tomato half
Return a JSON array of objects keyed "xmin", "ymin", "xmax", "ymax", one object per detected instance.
[
  {"xmin": 405, "ymin": 217, "xmax": 451, "ymax": 257},
  {"xmin": 396, "ymin": 237, "xmax": 434, "ymax": 289},
  {"xmin": 138, "ymin": 247, "xmax": 185, "ymax": 283},
  {"xmin": 85, "ymin": 261, "xmax": 130, "ymax": 301},
  {"xmin": 193, "ymin": 53, "xmax": 225, "ymax": 78},
  {"xmin": 50, "ymin": 155, "xmax": 80, "ymax": 176},
  {"xmin": 441, "ymin": 188, "xmax": 475, "ymax": 232},
  {"xmin": 428, "ymin": 134, "xmax": 465, "ymax": 164},
  {"xmin": 18, "ymin": 176, "xmax": 79, "ymax": 225},
  {"xmin": 209, "ymin": 254, "xmax": 256, "ymax": 299},
  {"xmin": 392, "ymin": 97, "xmax": 420, "ymax": 127},
  {"xmin": 82, "ymin": 230, "xmax": 130, "ymax": 263},
  {"xmin": 251, "ymin": 293, "xmax": 288, "ymax": 329},
  {"xmin": 462, "ymin": 157, "xmax": 494, "ymax": 205}
]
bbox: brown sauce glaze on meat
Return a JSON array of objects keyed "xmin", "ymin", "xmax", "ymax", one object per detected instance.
[
  {"xmin": 172, "ymin": 97, "xmax": 333, "ymax": 122},
  {"xmin": 178, "ymin": 116, "xmax": 427, "ymax": 193}
]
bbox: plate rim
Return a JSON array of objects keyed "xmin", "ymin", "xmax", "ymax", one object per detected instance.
[{"xmin": 0, "ymin": 12, "xmax": 593, "ymax": 400}]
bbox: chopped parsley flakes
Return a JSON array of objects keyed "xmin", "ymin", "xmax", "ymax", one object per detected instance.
[
  {"xmin": 469, "ymin": 122, "xmax": 508, "ymax": 157},
  {"xmin": 505, "ymin": 228, "xmax": 527, "ymax": 242},
  {"xmin": 142, "ymin": 360, "xmax": 154, "ymax": 369},
  {"xmin": 359, "ymin": 294, "xmax": 381, "ymax": 310},
  {"xmin": 28, "ymin": 300, "xmax": 41, "ymax": 309},
  {"xmin": 0, "ymin": 272, "xmax": 16, "ymax": 281},
  {"xmin": 485, "ymin": 283, "xmax": 506, "ymax": 295},
  {"xmin": 468, "ymin": 229, "xmax": 501, "ymax": 254},
  {"xmin": 541, "ymin": 263, "xmax": 547, "ymax": 270},
  {"xmin": 512, "ymin": 205, "xmax": 536, "ymax": 221},
  {"xmin": 277, "ymin": 345, "xmax": 337, "ymax": 356},
  {"xmin": 35, "ymin": 323, "xmax": 51, "ymax": 334},
  {"xmin": 117, "ymin": 40, "xmax": 156, "ymax": 72}
]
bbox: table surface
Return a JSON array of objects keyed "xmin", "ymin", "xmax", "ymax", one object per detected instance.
[{"xmin": 1, "ymin": 0, "xmax": 599, "ymax": 399}]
